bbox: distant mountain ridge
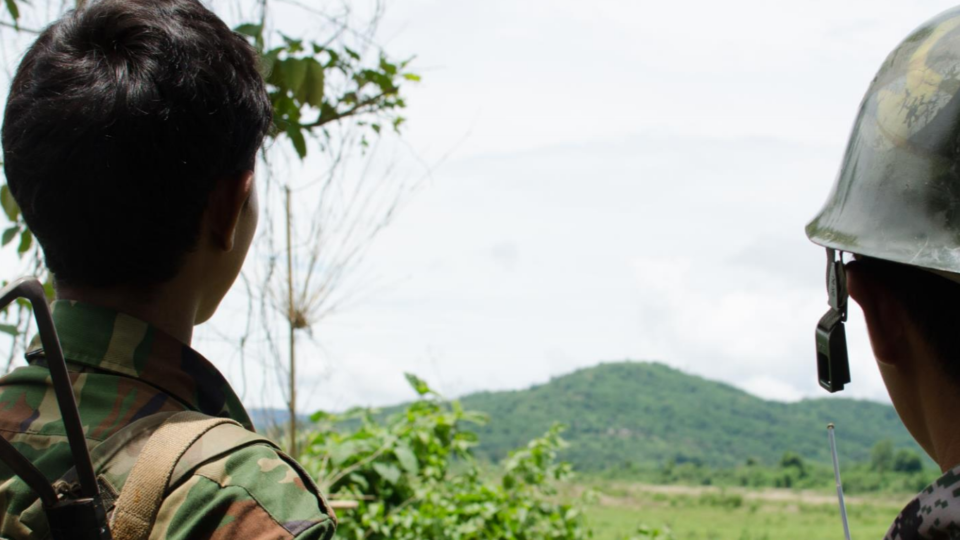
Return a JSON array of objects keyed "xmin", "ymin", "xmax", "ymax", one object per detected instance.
[
  {"xmin": 251, "ymin": 361, "xmax": 923, "ymax": 472},
  {"xmin": 458, "ymin": 362, "xmax": 919, "ymax": 471},
  {"xmin": 248, "ymin": 409, "xmax": 309, "ymax": 433}
]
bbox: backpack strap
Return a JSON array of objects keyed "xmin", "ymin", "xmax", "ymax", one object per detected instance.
[
  {"xmin": 17, "ymin": 411, "xmax": 278, "ymax": 539},
  {"xmin": 109, "ymin": 411, "xmax": 239, "ymax": 540}
]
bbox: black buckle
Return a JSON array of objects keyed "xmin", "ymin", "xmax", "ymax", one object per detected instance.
[{"xmin": 816, "ymin": 249, "xmax": 850, "ymax": 393}]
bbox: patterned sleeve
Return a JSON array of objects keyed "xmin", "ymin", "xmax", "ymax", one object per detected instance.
[{"xmin": 148, "ymin": 444, "xmax": 337, "ymax": 540}]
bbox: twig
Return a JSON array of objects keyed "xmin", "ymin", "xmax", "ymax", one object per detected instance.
[{"xmin": 0, "ymin": 20, "xmax": 39, "ymax": 34}]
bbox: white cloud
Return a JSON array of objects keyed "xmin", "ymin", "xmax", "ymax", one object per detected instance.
[
  {"xmin": 2, "ymin": 0, "xmax": 942, "ymax": 412},
  {"xmin": 740, "ymin": 376, "xmax": 805, "ymax": 403},
  {"xmin": 204, "ymin": 0, "xmax": 959, "ymax": 411}
]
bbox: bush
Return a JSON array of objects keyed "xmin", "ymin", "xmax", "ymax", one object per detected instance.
[
  {"xmin": 893, "ymin": 449, "xmax": 923, "ymax": 473},
  {"xmin": 780, "ymin": 452, "xmax": 807, "ymax": 478},
  {"xmin": 871, "ymin": 440, "xmax": 894, "ymax": 473},
  {"xmin": 299, "ymin": 374, "xmax": 591, "ymax": 540}
]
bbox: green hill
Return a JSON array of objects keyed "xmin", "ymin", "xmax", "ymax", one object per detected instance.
[{"xmin": 456, "ymin": 362, "xmax": 921, "ymax": 471}]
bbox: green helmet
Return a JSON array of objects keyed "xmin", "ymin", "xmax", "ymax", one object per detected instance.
[
  {"xmin": 808, "ymin": 7, "xmax": 960, "ymax": 271},
  {"xmin": 807, "ymin": 7, "xmax": 960, "ymax": 393}
]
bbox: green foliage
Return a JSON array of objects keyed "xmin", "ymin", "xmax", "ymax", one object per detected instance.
[
  {"xmin": 4, "ymin": 0, "xmax": 19, "ymax": 28},
  {"xmin": 779, "ymin": 452, "xmax": 806, "ymax": 478},
  {"xmin": 596, "ymin": 450, "xmax": 931, "ymax": 495},
  {"xmin": 870, "ymin": 439, "xmax": 894, "ymax": 472},
  {"xmin": 299, "ymin": 375, "xmax": 591, "ymax": 540},
  {"xmin": 0, "ymin": 184, "xmax": 30, "ymax": 256},
  {"xmin": 235, "ymin": 25, "xmax": 417, "ymax": 159},
  {"xmin": 893, "ymin": 449, "xmax": 923, "ymax": 473},
  {"xmin": 1, "ymin": 185, "xmax": 19, "ymax": 223}
]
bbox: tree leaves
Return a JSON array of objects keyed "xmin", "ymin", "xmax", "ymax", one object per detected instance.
[
  {"xmin": 4, "ymin": 0, "xmax": 18, "ymax": 27},
  {"xmin": 1, "ymin": 226, "xmax": 16, "ymax": 247},
  {"xmin": 393, "ymin": 443, "xmax": 419, "ymax": 474},
  {"xmin": 1, "ymin": 185, "xmax": 19, "ymax": 222},
  {"xmin": 299, "ymin": 374, "xmax": 590, "ymax": 540},
  {"xmin": 285, "ymin": 124, "xmax": 307, "ymax": 159},
  {"xmin": 16, "ymin": 228, "xmax": 31, "ymax": 256},
  {"xmin": 404, "ymin": 373, "xmax": 432, "ymax": 396},
  {"xmin": 283, "ymin": 58, "xmax": 308, "ymax": 100},
  {"xmin": 234, "ymin": 23, "xmax": 263, "ymax": 50},
  {"xmin": 372, "ymin": 462, "xmax": 401, "ymax": 485},
  {"xmin": 304, "ymin": 59, "xmax": 325, "ymax": 108},
  {"xmin": 0, "ymin": 185, "xmax": 30, "ymax": 258},
  {"xmin": 234, "ymin": 23, "xmax": 262, "ymax": 39},
  {"xmin": 253, "ymin": 29, "xmax": 420, "ymax": 161}
]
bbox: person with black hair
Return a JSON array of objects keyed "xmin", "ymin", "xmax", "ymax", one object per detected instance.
[
  {"xmin": 0, "ymin": 0, "xmax": 336, "ymax": 537},
  {"xmin": 806, "ymin": 6, "xmax": 960, "ymax": 539}
]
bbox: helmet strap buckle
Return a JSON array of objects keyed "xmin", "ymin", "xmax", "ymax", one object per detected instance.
[{"xmin": 816, "ymin": 249, "xmax": 851, "ymax": 393}]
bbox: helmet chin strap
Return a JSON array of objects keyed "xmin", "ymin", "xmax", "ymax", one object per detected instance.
[{"xmin": 816, "ymin": 248, "xmax": 851, "ymax": 393}]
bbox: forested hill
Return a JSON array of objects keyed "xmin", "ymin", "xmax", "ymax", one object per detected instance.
[{"xmin": 457, "ymin": 362, "xmax": 921, "ymax": 471}]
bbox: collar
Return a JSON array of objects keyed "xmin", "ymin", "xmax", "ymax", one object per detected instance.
[
  {"xmin": 26, "ymin": 300, "xmax": 254, "ymax": 431},
  {"xmin": 887, "ymin": 465, "xmax": 960, "ymax": 539}
]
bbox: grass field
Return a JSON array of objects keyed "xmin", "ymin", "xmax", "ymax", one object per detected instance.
[{"xmin": 580, "ymin": 482, "xmax": 909, "ymax": 539}]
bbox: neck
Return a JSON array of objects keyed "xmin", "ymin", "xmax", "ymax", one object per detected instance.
[
  {"xmin": 922, "ymin": 382, "xmax": 960, "ymax": 473},
  {"xmin": 55, "ymin": 281, "xmax": 199, "ymax": 344},
  {"xmin": 898, "ymin": 339, "xmax": 960, "ymax": 473}
]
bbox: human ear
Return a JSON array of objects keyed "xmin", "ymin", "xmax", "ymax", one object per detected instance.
[
  {"xmin": 208, "ymin": 171, "xmax": 255, "ymax": 252},
  {"xmin": 846, "ymin": 261, "xmax": 909, "ymax": 365}
]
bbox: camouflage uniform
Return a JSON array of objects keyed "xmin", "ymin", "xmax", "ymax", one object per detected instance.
[
  {"xmin": 887, "ymin": 468, "xmax": 960, "ymax": 539},
  {"xmin": 0, "ymin": 300, "xmax": 337, "ymax": 539}
]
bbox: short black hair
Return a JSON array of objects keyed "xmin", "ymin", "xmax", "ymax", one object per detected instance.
[
  {"xmin": 853, "ymin": 257, "xmax": 960, "ymax": 382},
  {"xmin": 2, "ymin": 0, "xmax": 272, "ymax": 288}
]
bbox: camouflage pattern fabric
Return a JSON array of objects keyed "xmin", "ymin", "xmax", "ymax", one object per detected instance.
[
  {"xmin": 0, "ymin": 300, "xmax": 336, "ymax": 539},
  {"xmin": 887, "ymin": 467, "xmax": 960, "ymax": 539}
]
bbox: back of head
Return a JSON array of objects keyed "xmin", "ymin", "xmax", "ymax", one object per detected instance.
[{"xmin": 2, "ymin": 0, "xmax": 272, "ymax": 288}]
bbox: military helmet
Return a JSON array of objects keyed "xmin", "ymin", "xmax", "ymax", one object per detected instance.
[
  {"xmin": 807, "ymin": 7, "xmax": 960, "ymax": 274},
  {"xmin": 807, "ymin": 7, "xmax": 960, "ymax": 394}
]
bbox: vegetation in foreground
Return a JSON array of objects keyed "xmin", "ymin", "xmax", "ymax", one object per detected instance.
[
  {"xmin": 296, "ymin": 374, "xmax": 591, "ymax": 539},
  {"xmin": 284, "ymin": 372, "xmax": 929, "ymax": 539}
]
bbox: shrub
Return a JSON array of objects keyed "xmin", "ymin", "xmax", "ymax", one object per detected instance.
[
  {"xmin": 299, "ymin": 374, "xmax": 591, "ymax": 540},
  {"xmin": 893, "ymin": 450, "xmax": 923, "ymax": 473}
]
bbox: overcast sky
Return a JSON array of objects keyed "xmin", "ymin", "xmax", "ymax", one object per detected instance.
[
  {"xmin": 196, "ymin": 0, "xmax": 960, "ymax": 412},
  {"xmin": 4, "ymin": 0, "xmax": 956, "ymax": 412}
]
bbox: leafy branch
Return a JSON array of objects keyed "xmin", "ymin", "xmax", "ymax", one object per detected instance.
[{"xmin": 298, "ymin": 375, "xmax": 592, "ymax": 540}]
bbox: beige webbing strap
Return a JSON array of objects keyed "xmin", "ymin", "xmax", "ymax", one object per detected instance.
[{"xmin": 109, "ymin": 411, "xmax": 241, "ymax": 540}]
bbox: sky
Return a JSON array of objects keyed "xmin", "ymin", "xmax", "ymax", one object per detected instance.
[
  {"xmin": 196, "ymin": 0, "xmax": 960, "ymax": 413},
  {"xmin": 3, "ymin": 0, "xmax": 959, "ymax": 412}
]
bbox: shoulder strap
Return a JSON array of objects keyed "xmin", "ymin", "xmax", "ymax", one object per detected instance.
[
  {"xmin": 17, "ymin": 411, "xmax": 277, "ymax": 540},
  {"xmin": 109, "ymin": 411, "xmax": 239, "ymax": 540}
]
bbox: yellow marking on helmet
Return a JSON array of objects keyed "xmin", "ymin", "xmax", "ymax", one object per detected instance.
[{"xmin": 876, "ymin": 16, "xmax": 960, "ymax": 144}]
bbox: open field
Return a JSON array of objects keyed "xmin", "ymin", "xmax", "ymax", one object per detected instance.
[{"xmin": 580, "ymin": 482, "xmax": 910, "ymax": 539}]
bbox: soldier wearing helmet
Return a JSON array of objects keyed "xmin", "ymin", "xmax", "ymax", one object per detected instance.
[{"xmin": 808, "ymin": 7, "xmax": 960, "ymax": 539}]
